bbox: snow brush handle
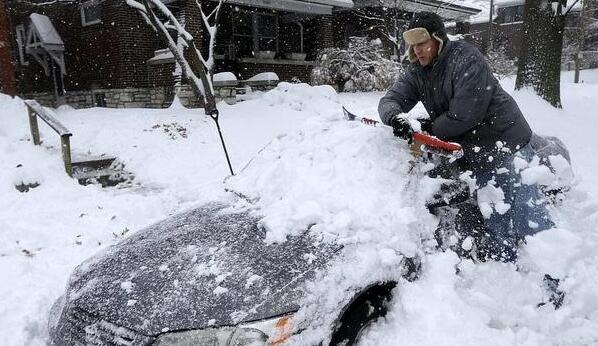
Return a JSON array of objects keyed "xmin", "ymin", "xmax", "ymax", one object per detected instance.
[
  {"xmin": 412, "ymin": 133, "xmax": 462, "ymax": 153},
  {"xmin": 342, "ymin": 107, "xmax": 462, "ymax": 153}
]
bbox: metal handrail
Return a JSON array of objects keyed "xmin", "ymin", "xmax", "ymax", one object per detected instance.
[{"xmin": 24, "ymin": 100, "xmax": 73, "ymax": 176}]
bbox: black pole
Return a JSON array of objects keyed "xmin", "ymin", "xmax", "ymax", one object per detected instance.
[
  {"xmin": 135, "ymin": 0, "xmax": 234, "ymax": 176},
  {"xmin": 487, "ymin": 0, "xmax": 494, "ymax": 53},
  {"xmin": 209, "ymin": 110, "xmax": 235, "ymax": 176}
]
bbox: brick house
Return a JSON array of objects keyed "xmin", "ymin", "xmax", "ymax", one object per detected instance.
[
  {"xmin": 454, "ymin": 0, "xmax": 598, "ymax": 69},
  {"xmin": 5, "ymin": 0, "xmax": 480, "ymax": 109},
  {"xmin": 6, "ymin": 0, "xmax": 353, "ymax": 108}
]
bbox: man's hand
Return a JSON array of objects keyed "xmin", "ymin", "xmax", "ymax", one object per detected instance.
[
  {"xmin": 419, "ymin": 119, "xmax": 432, "ymax": 133},
  {"xmin": 390, "ymin": 114, "xmax": 414, "ymax": 140}
]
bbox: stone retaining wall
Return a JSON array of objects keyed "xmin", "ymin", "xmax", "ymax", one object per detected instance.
[{"xmin": 22, "ymin": 84, "xmax": 239, "ymax": 109}]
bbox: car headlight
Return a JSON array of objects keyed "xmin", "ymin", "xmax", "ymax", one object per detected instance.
[{"xmin": 153, "ymin": 314, "xmax": 294, "ymax": 346}]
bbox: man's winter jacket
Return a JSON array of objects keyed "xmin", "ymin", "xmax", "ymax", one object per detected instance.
[{"xmin": 379, "ymin": 40, "xmax": 532, "ymax": 172}]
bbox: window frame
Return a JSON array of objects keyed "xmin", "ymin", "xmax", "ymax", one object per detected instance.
[
  {"xmin": 232, "ymin": 10, "xmax": 279, "ymax": 57},
  {"xmin": 80, "ymin": 0, "xmax": 102, "ymax": 27},
  {"xmin": 499, "ymin": 5, "xmax": 525, "ymax": 24},
  {"xmin": 255, "ymin": 13, "xmax": 278, "ymax": 52},
  {"xmin": 15, "ymin": 24, "xmax": 29, "ymax": 65}
]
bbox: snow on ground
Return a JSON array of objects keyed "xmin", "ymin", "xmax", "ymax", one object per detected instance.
[{"xmin": 1, "ymin": 70, "xmax": 598, "ymax": 345}]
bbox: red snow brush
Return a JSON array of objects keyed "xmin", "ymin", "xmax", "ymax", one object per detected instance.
[{"xmin": 342, "ymin": 107, "xmax": 463, "ymax": 159}]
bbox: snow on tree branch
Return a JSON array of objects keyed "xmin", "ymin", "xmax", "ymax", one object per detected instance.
[
  {"xmin": 127, "ymin": 0, "xmax": 235, "ymax": 176},
  {"xmin": 353, "ymin": 9, "xmax": 403, "ymax": 51},
  {"xmin": 312, "ymin": 37, "xmax": 403, "ymax": 92},
  {"xmin": 196, "ymin": 0, "xmax": 225, "ymax": 71},
  {"xmin": 126, "ymin": 0, "xmax": 226, "ymax": 113},
  {"xmin": 126, "ymin": 0, "xmax": 203, "ymax": 94},
  {"xmin": 147, "ymin": 0, "xmax": 193, "ymax": 41}
]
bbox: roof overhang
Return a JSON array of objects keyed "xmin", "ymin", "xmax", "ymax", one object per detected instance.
[
  {"xmin": 495, "ymin": 0, "xmax": 525, "ymax": 8},
  {"xmin": 355, "ymin": 0, "xmax": 481, "ymax": 20},
  {"xmin": 211, "ymin": 0, "xmax": 352, "ymax": 15}
]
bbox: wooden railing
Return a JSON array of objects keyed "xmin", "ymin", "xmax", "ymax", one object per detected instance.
[{"xmin": 24, "ymin": 100, "xmax": 73, "ymax": 176}]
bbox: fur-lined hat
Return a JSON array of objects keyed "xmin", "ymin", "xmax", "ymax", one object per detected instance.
[{"xmin": 403, "ymin": 12, "xmax": 448, "ymax": 63}]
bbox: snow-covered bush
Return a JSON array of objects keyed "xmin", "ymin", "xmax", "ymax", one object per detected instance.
[
  {"xmin": 311, "ymin": 37, "xmax": 403, "ymax": 92},
  {"xmin": 485, "ymin": 46, "xmax": 517, "ymax": 79}
]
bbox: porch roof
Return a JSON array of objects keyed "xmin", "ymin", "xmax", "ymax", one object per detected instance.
[
  {"xmin": 26, "ymin": 13, "xmax": 66, "ymax": 76},
  {"xmin": 356, "ymin": 0, "xmax": 481, "ymax": 20},
  {"xmin": 209, "ymin": 0, "xmax": 352, "ymax": 15},
  {"xmin": 29, "ymin": 13, "xmax": 64, "ymax": 51}
]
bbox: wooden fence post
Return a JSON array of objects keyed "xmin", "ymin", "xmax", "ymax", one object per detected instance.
[
  {"xmin": 27, "ymin": 107, "xmax": 41, "ymax": 145},
  {"xmin": 61, "ymin": 134, "xmax": 73, "ymax": 176}
]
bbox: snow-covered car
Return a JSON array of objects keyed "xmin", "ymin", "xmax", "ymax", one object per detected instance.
[
  {"xmin": 48, "ymin": 203, "xmax": 414, "ymax": 346},
  {"xmin": 47, "ymin": 115, "xmax": 574, "ymax": 346}
]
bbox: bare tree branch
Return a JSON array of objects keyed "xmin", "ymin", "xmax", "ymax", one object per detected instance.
[{"xmin": 127, "ymin": 0, "xmax": 234, "ymax": 175}]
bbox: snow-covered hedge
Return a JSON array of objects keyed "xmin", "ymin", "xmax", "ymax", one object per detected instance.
[
  {"xmin": 311, "ymin": 37, "xmax": 403, "ymax": 92},
  {"xmin": 485, "ymin": 46, "xmax": 517, "ymax": 79}
]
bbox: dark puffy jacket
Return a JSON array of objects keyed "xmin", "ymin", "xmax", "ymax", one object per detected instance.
[{"xmin": 379, "ymin": 40, "xmax": 532, "ymax": 172}]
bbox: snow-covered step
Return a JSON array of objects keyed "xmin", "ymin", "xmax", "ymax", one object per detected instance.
[{"xmin": 71, "ymin": 157, "xmax": 132, "ymax": 187}]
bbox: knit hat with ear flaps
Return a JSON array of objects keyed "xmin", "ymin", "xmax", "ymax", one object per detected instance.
[{"xmin": 403, "ymin": 11, "xmax": 448, "ymax": 63}]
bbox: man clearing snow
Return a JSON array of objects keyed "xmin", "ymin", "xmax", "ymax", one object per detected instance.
[{"xmin": 378, "ymin": 12, "xmax": 553, "ymax": 262}]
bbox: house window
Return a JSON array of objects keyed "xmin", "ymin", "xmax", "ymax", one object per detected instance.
[
  {"xmin": 94, "ymin": 93, "xmax": 107, "ymax": 107},
  {"xmin": 81, "ymin": 1, "xmax": 102, "ymax": 26},
  {"xmin": 500, "ymin": 5, "xmax": 525, "ymax": 24},
  {"xmin": 15, "ymin": 24, "xmax": 28, "ymax": 65},
  {"xmin": 257, "ymin": 14, "xmax": 277, "ymax": 52},
  {"xmin": 232, "ymin": 11, "xmax": 279, "ymax": 58}
]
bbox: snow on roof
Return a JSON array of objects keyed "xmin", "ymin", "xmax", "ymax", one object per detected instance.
[
  {"xmin": 495, "ymin": 0, "xmax": 525, "ymax": 7},
  {"xmin": 363, "ymin": 0, "xmax": 480, "ymax": 20},
  {"xmin": 225, "ymin": 0, "xmax": 350, "ymax": 15},
  {"xmin": 452, "ymin": 0, "xmax": 491, "ymax": 23},
  {"xmin": 147, "ymin": 49, "xmax": 174, "ymax": 64},
  {"xmin": 247, "ymin": 72, "xmax": 279, "ymax": 82},
  {"xmin": 455, "ymin": 0, "xmax": 581, "ymax": 24},
  {"xmin": 29, "ymin": 13, "xmax": 63, "ymax": 46},
  {"xmin": 195, "ymin": 0, "xmax": 353, "ymax": 8},
  {"xmin": 308, "ymin": 0, "xmax": 353, "ymax": 8}
]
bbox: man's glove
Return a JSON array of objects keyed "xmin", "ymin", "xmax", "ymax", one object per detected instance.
[
  {"xmin": 389, "ymin": 114, "xmax": 413, "ymax": 140},
  {"xmin": 419, "ymin": 119, "xmax": 432, "ymax": 133}
]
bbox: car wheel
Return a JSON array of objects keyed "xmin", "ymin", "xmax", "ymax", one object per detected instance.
[{"xmin": 329, "ymin": 281, "xmax": 397, "ymax": 346}]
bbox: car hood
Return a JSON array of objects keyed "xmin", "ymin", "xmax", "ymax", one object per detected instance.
[{"xmin": 61, "ymin": 203, "xmax": 340, "ymax": 336}]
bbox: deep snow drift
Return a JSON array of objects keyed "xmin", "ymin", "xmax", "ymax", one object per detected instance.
[{"xmin": 1, "ymin": 71, "xmax": 598, "ymax": 345}]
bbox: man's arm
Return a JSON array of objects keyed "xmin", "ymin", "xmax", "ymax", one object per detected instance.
[
  {"xmin": 378, "ymin": 69, "xmax": 420, "ymax": 125},
  {"xmin": 431, "ymin": 55, "xmax": 495, "ymax": 139}
]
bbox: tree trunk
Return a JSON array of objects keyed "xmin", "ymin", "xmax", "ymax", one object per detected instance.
[
  {"xmin": 515, "ymin": 0, "xmax": 566, "ymax": 108},
  {"xmin": 574, "ymin": 0, "xmax": 592, "ymax": 83}
]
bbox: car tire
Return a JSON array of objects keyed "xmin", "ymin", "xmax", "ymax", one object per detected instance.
[{"xmin": 329, "ymin": 281, "xmax": 397, "ymax": 346}]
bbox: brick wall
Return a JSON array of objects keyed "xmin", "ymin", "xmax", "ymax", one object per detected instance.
[
  {"xmin": 149, "ymin": 61, "xmax": 177, "ymax": 88},
  {"xmin": 7, "ymin": 0, "xmax": 162, "ymax": 93},
  {"xmin": 0, "ymin": 0, "xmax": 16, "ymax": 95},
  {"xmin": 113, "ymin": 0, "xmax": 163, "ymax": 89},
  {"xmin": 315, "ymin": 15, "xmax": 334, "ymax": 49}
]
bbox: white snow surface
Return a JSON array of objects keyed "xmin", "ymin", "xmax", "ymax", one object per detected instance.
[
  {"xmin": 1, "ymin": 71, "xmax": 598, "ymax": 345},
  {"xmin": 213, "ymin": 72, "xmax": 237, "ymax": 82},
  {"xmin": 247, "ymin": 72, "xmax": 279, "ymax": 82}
]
